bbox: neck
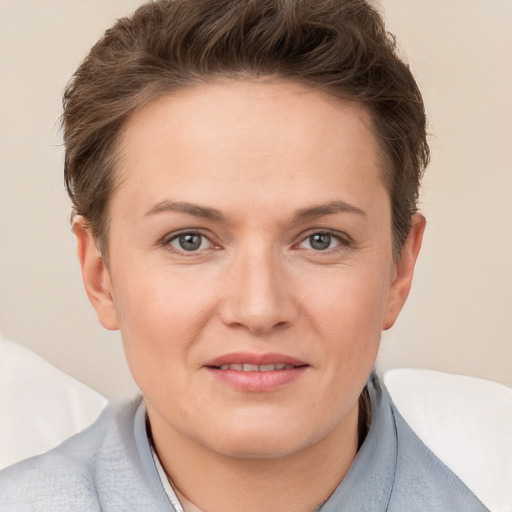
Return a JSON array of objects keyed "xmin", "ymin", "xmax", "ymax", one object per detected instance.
[{"xmin": 149, "ymin": 403, "xmax": 361, "ymax": 512}]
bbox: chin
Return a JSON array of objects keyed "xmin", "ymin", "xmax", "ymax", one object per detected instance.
[
  {"xmin": 210, "ymin": 431, "xmax": 312, "ymax": 460},
  {"xmin": 199, "ymin": 415, "xmax": 329, "ymax": 460}
]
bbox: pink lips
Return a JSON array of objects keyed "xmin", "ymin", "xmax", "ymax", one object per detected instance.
[{"xmin": 203, "ymin": 352, "xmax": 309, "ymax": 392}]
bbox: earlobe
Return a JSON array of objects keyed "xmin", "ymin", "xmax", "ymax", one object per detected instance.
[
  {"xmin": 73, "ymin": 218, "xmax": 119, "ymax": 331},
  {"xmin": 382, "ymin": 214, "xmax": 426, "ymax": 331}
]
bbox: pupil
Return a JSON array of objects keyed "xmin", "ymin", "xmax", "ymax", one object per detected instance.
[
  {"xmin": 311, "ymin": 233, "xmax": 330, "ymax": 250},
  {"xmin": 180, "ymin": 234, "xmax": 201, "ymax": 251}
]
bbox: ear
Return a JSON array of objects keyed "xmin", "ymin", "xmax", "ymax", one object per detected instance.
[
  {"xmin": 73, "ymin": 218, "xmax": 119, "ymax": 331},
  {"xmin": 382, "ymin": 213, "xmax": 426, "ymax": 330}
]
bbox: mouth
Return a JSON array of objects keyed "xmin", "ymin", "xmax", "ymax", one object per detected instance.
[
  {"xmin": 204, "ymin": 352, "xmax": 308, "ymax": 370},
  {"xmin": 216, "ymin": 363, "xmax": 297, "ymax": 372},
  {"xmin": 204, "ymin": 353, "xmax": 309, "ymax": 391}
]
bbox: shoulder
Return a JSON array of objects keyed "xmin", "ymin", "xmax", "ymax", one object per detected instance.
[
  {"xmin": 385, "ymin": 367, "xmax": 511, "ymax": 511},
  {"xmin": 321, "ymin": 374, "xmax": 490, "ymax": 512},
  {"xmin": 388, "ymin": 400, "xmax": 489, "ymax": 511},
  {"xmin": 0, "ymin": 398, "xmax": 142, "ymax": 512}
]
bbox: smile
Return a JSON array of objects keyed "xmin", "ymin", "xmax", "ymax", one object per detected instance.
[
  {"xmin": 204, "ymin": 353, "xmax": 309, "ymax": 392},
  {"xmin": 217, "ymin": 363, "xmax": 296, "ymax": 372}
]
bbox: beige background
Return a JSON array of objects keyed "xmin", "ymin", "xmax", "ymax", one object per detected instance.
[{"xmin": 0, "ymin": 0, "xmax": 510, "ymax": 400}]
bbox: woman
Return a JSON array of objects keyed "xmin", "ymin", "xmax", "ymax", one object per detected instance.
[{"xmin": 0, "ymin": 0, "xmax": 489, "ymax": 510}]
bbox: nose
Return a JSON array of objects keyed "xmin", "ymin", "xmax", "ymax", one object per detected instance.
[{"xmin": 219, "ymin": 247, "xmax": 297, "ymax": 334}]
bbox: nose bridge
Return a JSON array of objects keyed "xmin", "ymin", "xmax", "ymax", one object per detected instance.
[{"xmin": 220, "ymin": 238, "xmax": 295, "ymax": 333}]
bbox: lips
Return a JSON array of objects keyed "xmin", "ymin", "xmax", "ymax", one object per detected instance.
[
  {"xmin": 204, "ymin": 352, "xmax": 307, "ymax": 369},
  {"xmin": 218, "ymin": 363, "xmax": 295, "ymax": 371},
  {"xmin": 204, "ymin": 353, "xmax": 309, "ymax": 391}
]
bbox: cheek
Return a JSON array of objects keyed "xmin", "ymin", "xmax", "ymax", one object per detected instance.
[
  {"xmin": 110, "ymin": 267, "xmax": 211, "ymax": 374},
  {"xmin": 304, "ymin": 265, "xmax": 390, "ymax": 366},
  {"xmin": 114, "ymin": 260, "xmax": 212, "ymax": 323},
  {"xmin": 309, "ymin": 266, "xmax": 389, "ymax": 332}
]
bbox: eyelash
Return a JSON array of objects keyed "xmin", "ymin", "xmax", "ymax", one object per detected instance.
[
  {"xmin": 162, "ymin": 230, "xmax": 217, "ymax": 255},
  {"xmin": 161, "ymin": 228, "xmax": 353, "ymax": 256},
  {"xmin": 295, "ymin": 229, "xmax": 353, "ymax": 253}
]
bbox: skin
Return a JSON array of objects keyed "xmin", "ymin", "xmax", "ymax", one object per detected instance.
[{"xmin": 75, "ymin": 81, "xmax": 425, "ymax": 512}]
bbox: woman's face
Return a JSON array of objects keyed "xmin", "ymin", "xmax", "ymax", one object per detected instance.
[{"xmin": 77, "ymin": 81, "xmax": 422, "ymax": 459}]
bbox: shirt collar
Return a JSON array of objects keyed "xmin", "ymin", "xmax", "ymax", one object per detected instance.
[{"xmin": 320, "ymin": 374, "xmax": 397, "ymax": 511}]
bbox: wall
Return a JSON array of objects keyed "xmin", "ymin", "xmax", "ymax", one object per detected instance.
[{"xmin": 0, "ymin": 0, "xmax": 510, "ymax": 399}]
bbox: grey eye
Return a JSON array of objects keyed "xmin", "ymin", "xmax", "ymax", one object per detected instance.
[
  {"xmin": 180, "ymin": 234, "xmax": 202, "ymax": 251},
  {"xmin": 170, "ymin": 233, "xmax": 210, "ymax": 252},
  {"xmin": 309, "ymin": 233, "xmax": 332, "ymax": 250},
  {"xmin": 298, "ymin": 232, "xmax": 342, "ymax": 251}
]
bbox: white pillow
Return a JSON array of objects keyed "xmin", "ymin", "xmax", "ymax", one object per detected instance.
[
  {"xmin": 384, "ymin": 368, "xmax": 512, "ymax": 512},
  {"xmin": 0, "ymin": 337, "xmax": 108, "ymax": 469}
]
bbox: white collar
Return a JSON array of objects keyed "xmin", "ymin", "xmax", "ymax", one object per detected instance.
[{"xmin": 150, "ymin": 444, "xmax": 185, "ymax": 512}]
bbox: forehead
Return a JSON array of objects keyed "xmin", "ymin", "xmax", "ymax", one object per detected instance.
[
  {"xmin": 121, "ymin": 80, "xmax": 377, "ymax": 157},
  {"xmin": 114, "ymin": 80, "xmax": 386, "ymax": 217}
]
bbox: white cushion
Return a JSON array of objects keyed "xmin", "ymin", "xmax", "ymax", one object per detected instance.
[
  {"xmin": 384, "ymin": 368, "xmax": 512, "ymax": 512},
  {"xmin": 0, "ymin": 337, "xmax": 108, "ymax": 469}
]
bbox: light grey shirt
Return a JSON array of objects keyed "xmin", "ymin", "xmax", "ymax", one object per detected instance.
[{"xmin": 0, "ymin": 375, "xmax": 489, "ymax": 511}]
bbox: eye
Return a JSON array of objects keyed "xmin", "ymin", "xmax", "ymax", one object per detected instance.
[
  {"xmin": 299, "ymin": 232, "xmax": 341, "ymax": 251},
  {"xmin": 168, "ymin": 232, "xmax": 212, "ymax": 252}
]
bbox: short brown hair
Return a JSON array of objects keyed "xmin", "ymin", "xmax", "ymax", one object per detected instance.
[{"xmin": 63, "ymin": 0, "xmax": 429, "ymax": 258}]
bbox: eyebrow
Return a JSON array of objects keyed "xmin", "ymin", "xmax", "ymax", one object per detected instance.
[
  {"xmin": 144, "ymin": 201, "xmax": 225, "ymax": 221},
  {"xmin": 144, "ymin": 199, "xmax": 365, "ymax": 223},
  {"xmin": 293, "ymin": 200, "xmax": 367, "ymax": 222}
]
